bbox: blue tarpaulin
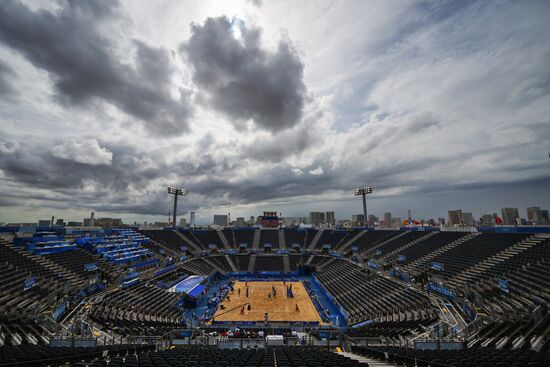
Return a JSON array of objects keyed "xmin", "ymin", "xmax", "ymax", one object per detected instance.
[
  {"xmin": 187, "ymin": 284, "xmax": 206, "ymax": 298},
  {"xmin": 173, "ymin": 275, "xmax": 207, "ymax": 293}
]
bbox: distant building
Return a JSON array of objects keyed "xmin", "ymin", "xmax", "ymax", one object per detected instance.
[
  {"xmin": 526, "ymin": 207, "xmax": 543, "ymax": 224},
  {"xmin": 190, "ymin": 212, "xmax": 196, "ymax": 228},
  {"xmin": 249, "ymin": 216, "xmax": 255, "ymax": 225},
  {"xmin": 351, "ymin": 214, "xmax": 365, "ymax": 226},
  {"xmin": 83, "ymin": 218, "xmax": 93, "ymax": 227},
  {"xmin": 480, "ymin": 214, "xmax": 495, "ymax": 226},
  {"xmin": 55, "ymin": 218, "xmax": 65, "ymax": 226},
  {"xmin": 179, "ymin": 218, "xmax": 187, "ymax": 227},
  {"xmin": 462, "ymin": 212, "xmax": 474, "ymax": 226},
  {"xmin": 213, "ymin": 214, "xmax": 228, "ymax": 227},
  {"xmin": 309, "ymin": 212, "xmax": 325, "ymax": 226},
  {"xmin": 438, "ymin": 217, "xmax": 446, "ymax": 226},
  {"xmin": 235, "ymin": 217, "xmax": 246, "ymax": 227},
  {"xmin": 38, "ymin": 219, "xmax": 51, "ymax": 227},
  {"xmin": 448, "ymin": 210, "xmax": 463, "ymax": 226},
  {"xmin": 282, "ymin": 217, "xmax": 307, "ymax": 227},
  {"xmin": 501, "ymin": 208, "xmax": 519, "ymax": 225},
  {"xmin": 542, "ymin": 210, "xmax": 549, "ymax": 225},
  {"xmin": 67, "ymin": 221, "xmax": 82, "ymax": 227},
  {"xmin": 325, "ymin": 211, "xmax": 335, "ymax": 225},
  {"xmin": 367, "ymin": 214, "xmax": 378, "ymax": 226},
  {"xmin": 95, "ymin": 218, "xmax": 123, "ymax": 227},
  {"xmin": 383, "ymin": 212, "xmax": 392, "ymax": 227},
  {"xmin": 392, "ymin": 217, "xmax": 402, "ymax": 227}
]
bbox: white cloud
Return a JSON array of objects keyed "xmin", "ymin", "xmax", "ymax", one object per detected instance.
[
  {"xmin": 51, "ymin": 139, "xmax": 113, "ymax": 166},
  {"xmin": 308, "ymin": 167, "xmax": 324, "ymax": 176}
]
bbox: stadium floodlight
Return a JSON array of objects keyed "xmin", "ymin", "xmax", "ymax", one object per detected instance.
[
  {"xmin": 355, "ymin": 186, "xmax": 373, "ymax": 226},
  {"xmin": 167, "ymin": 186, "xmax": 188, "ymax": 228}
]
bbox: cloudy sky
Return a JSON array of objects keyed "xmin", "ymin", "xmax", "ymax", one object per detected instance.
[{"xmin": 0, "ymin": 0, "xmax": 549, "ymax": 224}]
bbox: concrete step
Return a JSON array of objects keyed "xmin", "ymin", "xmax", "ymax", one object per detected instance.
[
  {"xmin": 225, "ymin": 254, "xmax": 238, "ymax": 272},
  {"xmin": 337, "ymin": 230, "xmax": 366, "ymax": 252},
  {"xmin": 174, "ymin": 230, "xmax": 202, "ymax": 252},
  {"xmin": 248, "ymin": 254, "xmax": 257, "ymax": 272},
  {"xmin": 283, "ymin": 254, "xmax": 290, "ymax": 273},
  {"xmin": 279, "ymin": 230, "xmax": 286, "ymax": 250},
  {"xmin": 307, "ymin": 230, "xmax": 324, "ymax": 250},
  {"xmin": 337, "ymin": 351, "xmax": 392, "ymax": 366},
  {"xmin": 217, "ymin": 229, "xmax": 230, "ymax": 249},
  {"xmin": 252, "ymin": 230, "xmax": 260, "ymax": 250}
]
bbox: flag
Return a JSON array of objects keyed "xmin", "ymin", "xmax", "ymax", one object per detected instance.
[{"xmin": 495, "ymin": 216, "xmax": 503, "ymax": 225}]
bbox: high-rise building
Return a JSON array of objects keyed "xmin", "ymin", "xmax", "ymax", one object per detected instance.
[
  {"xmin": 383, "ymin": 212, "xmax": 392, "ymax": 227},
  {"xmin": 501, "ymin": 208, "xmax": 519, "ymax": 225},
  {"xmin": 541, "ymin": 210, "xmax": 549, "ymax": 225},
  {"xmin": 462, "ymin": 212, "xmax": 474, "ymax": 226},
  {"xmin": 448, "ymin": 210, "xmax": 463, "ymax": 226},
  {"xmin": 480, "ymin": 214, "xmax": 494, "ymax": 226},
  {"xmin": 213, "ymin": 214, "xmax": 228, "ymax": 227},
  {"xmin": 190, "ymin": 212, "xmax": 196, "ymax": 228},
  {"xmin": 235, "ymin": 217, "xmax": 246, "ymax": 227},
  {"xmin": 526, "ymin": 207, "xmax": 543, "ymax": 224},
  {"xmin": 392, "ymin": 217, "xmax": 402, "ymax": 227},
  {"xmin": 351, "ymin": 214, "xmax": 365, "ymax": 226},
  {"xmin": 325, "ymin": 211, "xmax": 335, "ymax": 225},
  {"xmin": 309, "ymin": 212, "xmax": 325, "ymax": 226},
  {"xmin": 367, "ymin": 214, "xmax": 378, "ymax": 226}
]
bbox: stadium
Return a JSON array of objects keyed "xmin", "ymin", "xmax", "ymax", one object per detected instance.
[
  {"xmin": 1, "ymin": 222, "xmax": 550, "ymax": 366},
  {"xmin": 1, "ymin": 0, "xmax": 550, "ymax": 366}
]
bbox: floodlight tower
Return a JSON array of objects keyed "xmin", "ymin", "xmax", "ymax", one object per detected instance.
[
  {"xmin": 355, "ymin": 186, "xmax": 373, "ymax": 226},
  {"xmin": 167, "ymin": 186, "xmax": 188, "ymax": 228}
]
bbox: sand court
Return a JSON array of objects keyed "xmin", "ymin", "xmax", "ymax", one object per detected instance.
[{"xmin": 212, "ymin": 281, "xmax": 324, "ymax": 323}]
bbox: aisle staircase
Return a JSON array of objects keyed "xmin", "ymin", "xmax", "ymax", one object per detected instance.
[
  {"xmin": 307, "ymin": 230, "xmax": 324, "ymax": 250},
  {"xmin": 174, "ymin": 230, "xmax": 202, "ymax": 252},
  {"xmin": 248, "ymin": 254, "xmax": 257, "ymax": 272},
  {"xmin": 283, "ymin": 255, "xmax": 290, "ymax": 273},
  {"xmin": 337, "ymin": 351, "xmax": 392, "ymax": 366},
  {"xmin": 225, "ymin": 255, "xmax": 238, "ymax": 272},
  {"xmin": 356, "ymin": 230, "xmax": 409, "ymax": 258},
  {"xmin": 337, "ymin": 230, "xmax": 366, "ymax": 252},
  {"xmin": 217, "ymin": 230, "xmax": 231, "ymax": 250},
  {"xmin": 278, "ymin": 230, "xmax": 286, "ymax": 250},
  {"xmin": 252, "ymin": 230, "xmax": 260, "ymax": 250}
]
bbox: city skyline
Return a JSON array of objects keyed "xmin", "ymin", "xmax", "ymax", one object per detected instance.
[
  {"xmin": 1, "ymin": 1, "xmax": 549, "ymax": 223},
  {"xmin": 3, "ymin": 203, "xmax": 549, "ymax": 227}
]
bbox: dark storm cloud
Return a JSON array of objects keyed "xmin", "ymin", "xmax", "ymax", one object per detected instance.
[
  {"xmin": 0, "ymin": 140, "xmax": 148, "ymax": 193},
  {"xmin": 0, "ymin": 59, "xmax": 16, "ymax": 96},
  {"xmin": 0, "ymin": 0, "xmax": 191, "ymax": 136},
  {"xmin": 0, "ymin": 139, "xmax": 209, "ymax": 216},
  {"xmin": 183, "ymin": 16, "xmax": 306, "ymax": 131}
]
